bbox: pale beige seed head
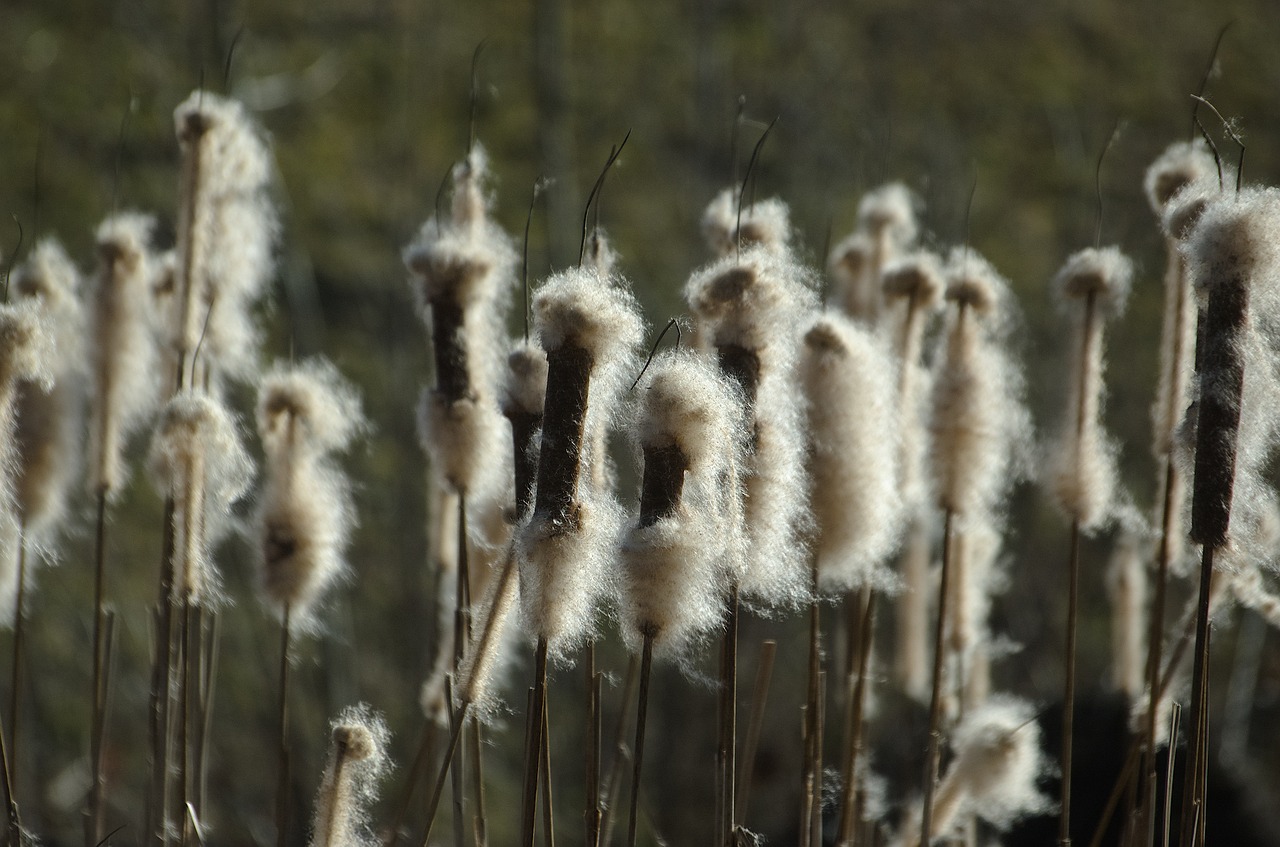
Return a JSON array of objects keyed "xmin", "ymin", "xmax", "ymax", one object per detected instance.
[
  {"xmin": 701, "ymin": 188, "xmax": 792, "ymax": 257},
  {"xmin": 1144, "ymin": 140, "xmax": 1215, "ymax": 213},
  {"xmin": 309, "ymin": 704, "xmax": 389, "ymax": 847}
]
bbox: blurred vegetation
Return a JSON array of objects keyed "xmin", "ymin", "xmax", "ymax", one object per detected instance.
[{"xmin": 2, "ymin": 0, "xmax": 1280, "ymax": 843}]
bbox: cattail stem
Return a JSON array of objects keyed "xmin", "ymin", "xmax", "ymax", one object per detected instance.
[
  {"xmin": 598, "ymin": 656, "xmax": 639, "ymax": 847},
  {"xmin": 1178, "ymin": 544, "xmax": 1216, "ymax": 847},
  {"xmin": 449, "ymin": 676, "xmax": 467, "ymax": 847},
  {"xmin": 627, "ymin": 630, "xmax": 655, "ymax": 847},
  {"xmin": 837, "ymin": 585, "xmax": 875, "ymax": 846},
  {"xmin": 383, "ymin": 718, "xmax": 437, "ymax": 847},
  {"xmin": 735, "ymin": 639, "xmax": 777, "ymax": 826},
  {"xmin": 1141, "ymin": 456, "xmax": 1179, "ymax": 838},
  {"xmin": 147, "ymin": 496, "xmax": 176, "ymax": 846},
  {"xmin": 540, "ymin": 688, "xmax": 556, "ymax": 847},
  {"xmin": 88, "ymin": 487, "xmax": 109, "ymax": 847},
  {"xmin": 418, "ymin": 696, "xmax": 469, "ymax": 847},
  {"xmin": 469, "ymin": 715, "xmax": 487, "ymax": 847},
  {"xmin": 0, "ymin": 704, "xmax": 20, "ymax": 845},
  {"xmin": 275, "ymin": 604, "xmax": 291, "ymax": 847},
  {"xmin": 718, "ymin": 584, "xmax": 740, "ymax": 847},
  {"xmin": 520, "ymin": 637, "xmax": 549, "ymax": 847},
  {"xmin": 8, "ymin": 530, "xmax": 25, "ymax": 779},
  {"xmin": 920, "ymin": 509, "xmax": 955, "ymax": 845},
  {"xmin": 1059, "ymin": 519, "xmax": 1082, "ymax": 847},
  {"xmin": 585, "ymin": 643, "xmax": 601, "ymax": 847},
  {"xmin": 196, "ymin": 612, "xmax": 218, "ymax": 819}
]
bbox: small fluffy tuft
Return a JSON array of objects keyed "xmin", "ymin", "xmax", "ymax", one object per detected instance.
[
  {"xmin": 701, "ymin": 188, "xmax": 792, "ymax": 257},
  {"xmin": 257, "ymin": 359, "xmax": 365, "ymax": 455},
  {"xmin": 881, "ymin": 251, "xmax": 945, "ymax": 310},
  {"xmin": 148, "ymin": 391, "xmax": 254, "ymax": 604},
  {"xmin": 942, "ymin": 248, "xmax": 1004, "ymax": 316},
  {"xmin": 800, "ymin": 312, "xmax": 904, "ymax": 591},
  {"xmin": 1161, "ymin": 182, "xmax": 1216, "ymax": 244},
  {"xmin": 502, "ymin": 342, "xmax": 548, "ymax": 418},
  {"xmin": 0, "ymin": 301, "xmax": 53, "ymax": 392},
  {"xmin": 1144, "ymin": 141, "xmax": 1216, "ymax": 213},
  {"xmin": 532, "ymin": 266, "xmax": 645, "ymax": 363},
  {"xmin": 943, "ymin": 697, "xmax": 1051, "ymax": 829},
  {"xmin": 1186, "ymin": 187, "xmax": 1280, "ymax": 307},
  {"xmin": 309, "ymin": 704, "xmax": 390, "ymax": 847},
  {"xmin": 857, "ymin": 182, "xmax": 918, "ymax": 247},
  {"xmin": 1050, "ymin": 246, "xmax": 1133, "ymax": 313}
]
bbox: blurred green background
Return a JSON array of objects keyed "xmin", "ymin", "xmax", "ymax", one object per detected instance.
[{"xmin": 2, "ymin": 0, "xmax": 1280, "ymax": 843}]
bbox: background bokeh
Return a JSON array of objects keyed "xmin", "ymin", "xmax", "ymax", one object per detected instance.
[{"xmin": 2, "ymin": 0, "xmax": 1280, "ymax": 843}]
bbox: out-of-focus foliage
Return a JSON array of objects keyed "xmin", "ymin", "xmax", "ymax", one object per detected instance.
[{"xmin": 2, "ymin": 0, "xmax": 1280, "ymax": 843}]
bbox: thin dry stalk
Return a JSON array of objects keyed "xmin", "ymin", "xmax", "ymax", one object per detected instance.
[
  {"xmin": 275, "ymin": 604, "xmax": 291, "ymax": 847},
  {"xmin": 382, "ymin": 719, "xmax": 437, "ymax": 847},
  {"xmin": 920, "ymin": 509, "xmax": 955, "ymax": 844},
  {"xmin": 417, "ymin": 695, "xmax": 469, "ymax": 847},
  {"xmin": 541, "ymin": 688, "xmax": 555, "ymax": 847},
  {"xmin": 627, "ymin": 630, "xmax": 655, "ymax": 847},
  {"xmin": 1060, "ymin": 519, "xmax": 1082, "ymax": 846},
  {"xmin": 448, "ymin": 676, "xmax": 467, "ymax": 847},
  {"xmin": 88, "ymin": 489, "xmax": 108, "ymax": 845},
  {"xmin": 469, "ymin": 715, "xmax": 487, "ymax": 847},
  {"xmin": 718, "ymin": 585, "xmax": 740, "ymax": 847},
  {"xmin": 7, "ymin": 532, "xmax": 25, "ymax": 778},
  {"xmin": 585, "ymin": 646, "xmax": 601, "ymax": 847},
  {"xmin": 801, "ymin": 559, "xmax": 821, "ymax": 847},
  {"xmin": 836, "ymin": 585, "xmax": 875, "ymax": 846},
  {"xmin": 735, "ymin": 639, "xmax": 777, "ymax": 826},
  {"xmin": 598, "ymin": 656, "xmax": 639, "ymax": 846},
  {"xmin": 520, "ymin": 637, "xmax": 549, "ymax": 847}
]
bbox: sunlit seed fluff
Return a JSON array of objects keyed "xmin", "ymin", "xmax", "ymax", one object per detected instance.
[
  {"xmin": 454, "ymin": 549, "xmax": 521, "ymax": 720},
  {"xmin": 1106, "ymin": 533, "xmax": 1147, "ymax": 701},
  {"xmin": 944, "ymin": 516, "xmax": 1003, "ymax": 709},
  {"xmin": 0, "ymin": 301, "xmax": 53, "ymax": 525},
  {"xmin": 172, "ymin": 90, "xmax": 276, "ymax": 385},
  {"xmin": 800, "ymin": 312, "xmax": 904, "ymax": 592},
  {"xmin": 857, "ymin": 182, "xmax": 918, "ymax": 248},
  {"xmin": 619, "ymin": 350, "xmax": 745, "ymax": 657},
  {"xmin": 928, "ymin": 697, "xmax": 1050, "ymax": 838},
  {"xmin": 516, "ymin": 267, "xmax": 644, "ymax": 655},
  {"xmin": 308, "ymin": 704, "xmax": 389, "ymax": 847},
  {"xmin": 1046, "ymin": 247, "xmax": 1132, "ymax": 531},
  {"xmin": 88, "ymin": 213, "xmax": 165, "ymax": 496},
  {"xmin": 701, "ymin": 188, "xmax": 792, "ymax": 257},
  {"xmin": 1183, "ymin": 188, "xmax": 1280, "ymax": 547},
  {"xmin": 828, "ymin": 231, "xmax": 876, "ymax": 321},
  {"xmin": 148, "ymin": 391, "xmax": 254, "ymax": 605},
  {"xmin": 405, "ymin": 146, "xmax": 516, "ymax": 503},
  {"xmin": 1143, "ymin": 140, "xmax": 1215, "ymax": 213},
  {"xmin": 930, "ymin": 249, "xmax": 1031, "ymax": 518},
  {"xmin": 685, "ymin": 244, "xmax": 817, "ymax": 606},
  {"xmin": 9, "ymin": 239, "xmax": 85, "ymax": 541},
  {"xmin": 254, "ymin": 360, "xmax": 364, "ymax": 629},
  {"xmin": 881, "ymin": 251, "xmax": 946, "ymax": 509}
]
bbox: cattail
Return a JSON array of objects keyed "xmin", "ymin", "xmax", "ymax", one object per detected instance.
[
  {"xmin": 87, "ymin": 213, "xmax": 165, "ymax": 497},
  {"xmin": 405, "ymin": 145, "xmax": 517, "ymax": 507},
  {"xmin": 882, "ymin": 251, "xmax": 945, "ymax": 698},
  {"xmin": 701, "ymin": 188, "xmax": 792, "ymax": 257},
  {"xmin": 902, "ymin": 698, "xmax": 1049, "ymax": 846},
  {"xmin": 686, "ymin": 243, "xmax": 817, "ymax": 606},
  {"xmin": 503, "ymin": 341, "xmax": 549, "ymax": 519},
  {"xmin": 1144, "ymin": 141, "xmax": 1215, "ymax": 214},
  {"xmin": 1046, "ymin": 247, "xmax": 1132, "ymax": 531},
  {"xmin": 0, "ymin": 301, "xmax": 53, "ymax": 518},
  {"xmin": 619, "ymin": 349, "xmax": 745, "ymax": 656},
  {"xmin": 309, "ymin": 705, "xmax": 389, "ymax": 847},
  {"xmin": 1183, "ymin": 188, "xmax": 1280, "ymax": 548},
  {"xmin": 930, "ymin": 249, "xmax": 1030, "ymax": 519},
  {"xmin": 254, "ymin": 359, "xmax": 364, "ymax": 630},
  {"xmin": 10, "ymin": 238, "xmax": 85, "ymax": 543},
  {"xmin": 944, "ymin": 515, "xmax": 1003, "ymax": 711},
  {"xmin": 800, "ymin": 312, "xmax": 903, "ymax": 591},
  {"xmin": 172, "ymin": 90, "xmax": 276, "ymax": 388},
  {"xmin": 830, "ymin": 183, "xmax": 918, "ymax": 323},
  {"xmin": 516, "ymin": 265, "xmax": 643, "ymax": 654},
  {"xmin": 148, "ymin": 391, "xmax": 254, "ymax": 604},
  {"xmin": 1106, "ymin": 533, "xmax": 1147, "ymax": 701}
]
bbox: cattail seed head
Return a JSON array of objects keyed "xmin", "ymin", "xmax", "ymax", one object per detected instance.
[
  {"xmin": 1183, "ymin": 188, "xmax": 1280, "ymax": 547},
  {"xmin": 701, "ymin": 188, "xmax": 792, "ymax": 257},
  {"xmin": 857, "ymin": 182, "xmax": 918, "ymax": 248},
  {"xmin": 930, "ymin": 250, "xmax": 1031, "ymax": 518},
  {"xmin": 0, "ymin": 300, "xmax": 53, "ymax": 393},
  {"xmin": 88, "ymin": 213, "xmax": 165, "ymax": 496},
  {"xmin": 882, "ymin": 251, "xmax": 945, "ymax": 311},
  {"xmin": 619, "ymin": 349, "xmax": 745, "ymax": 656},
  {"xmin": 1046, "ymin": 247, "xmax": 1131, "ymax": 530},
  {"xmin": 685, "ymin": 244, "xmax": 817, "ymax": 606},
  {"xmin": 1106, "ymin": 533, "xmax": 1147, "ymax": 700},
  {"xmin": 255, "ymin": 359, "xmax": 364, "ymax": 628},
  {"xmin": 149, "ymin": 391, "xmax": 254, "ymax": 604},
  {"xmin": 308, "ymin": 704, "xmax": 389, "ymax": 847},
  {"xmin": 939, "ymin": 697, "xmax": 1050, "ymax": 830},
  {"xmin": 172, "ymin": 90, "xmax": 277, "ymax": 386},
  {"xmin": 1144, "ymin": 140, "xmax": 1215, "ymax": 213},
  {"xmin": 800, "ymin": 312, "xmax": 904, "ymax": 591}
]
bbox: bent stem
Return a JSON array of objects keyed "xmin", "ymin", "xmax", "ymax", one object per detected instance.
[
  {"xmin": 598, "ymin": 656, "xmax": 639, "ymax": 846},
  {"xmin": 627, "ymin": 630, "xmax": 655, "ymax": 847},
  {"xmin": 418, "ymin": 692, "xmax": 469, "ymax": 847}
]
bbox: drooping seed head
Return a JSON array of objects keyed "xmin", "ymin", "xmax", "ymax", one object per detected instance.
[{"xmin": 1144, "ymin": 140, "xmax": 1216, "ymax": 213}]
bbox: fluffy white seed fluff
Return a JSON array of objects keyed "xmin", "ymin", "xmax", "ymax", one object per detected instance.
[
  {"xmin": 1046, "ymin": 247, "xmax": 1132, "ymax": 531},
  {"xmin": 503, "ymin": 341, "xmax": 549, "ymax": 418},
  {"xmin": 1106, "ymin": 533, "xmax": 1147, "ymax": 701},
  {"xmin": 0, "ymin": 301, "xmax": 53, "ymax": 532},
  {"xmin": 309, "ymin": 704, "xmax": 389, "ymax": 847},
  {"xmin": 172, "ymin": 90, "xmax": 276, "ymax": 386},
  {"xmin": 88, "ymin": 213, "xmax": 165, "ymax": 496},
  {"xmin": 254, "ymin": 359, "xmax": 364, "ymax": 629},
  {"xmin": 10, "ymin": 239, "xmax": 85, "ymax": 542},
  {"xmin": 619, "ymin": 349, "xmax": 745, "ymax": 657},
  {"xmin": 895, "ymin": 520, "xmax": 935, "ymax": 700},
  {"xmin": 406, "ymin": 147, "xmax": 519, "ymax": 508},
  {"xmin": 454, "ymin": 547, "xmax": 521, "ymax": 721},
  {"xmin": 148, "ymin": 391, "xmax": 254, "ymax": 605},
  {"xmin": 1143, "ymin": 141, "xmax": 1215, "ymax": 213},
  {"xmin": 800, "ymin": 312, "xmax": 904, "ymax": 591},
  {"xmin": 701, "ymin": 188, "xmax": 792, "ymax": 257},
  {"xmin": 0, "ymin": 513, "xmax": 20, "ymax": 628},
  {"xmin": 857, "ymin": 183, "xmax": 918, "ymax": 249},
  {"xmin": 1182, "ymin": 189, "xmax": 1280, "ymax": 550},
  {"xmin": 685, "ymin": 244, "xmax": 817, "ymax": 607},
  {"xmin": 930, "ymin": 249, "xmax": 1031, "ymax": 518},
  {"xmin": 515, "ymin": 266, "xmax": 644, "ymax": 655},
  {"xmin": 882, "ymin": 251, "xmax": 946, "ymax": 509},
  {"xmin": 828, "ymin": 231, "xmax": 876, "ymax": 321},
  {"xmin": 945, "ymin": 516, "xmax": 1003, "ymax": 711}
]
